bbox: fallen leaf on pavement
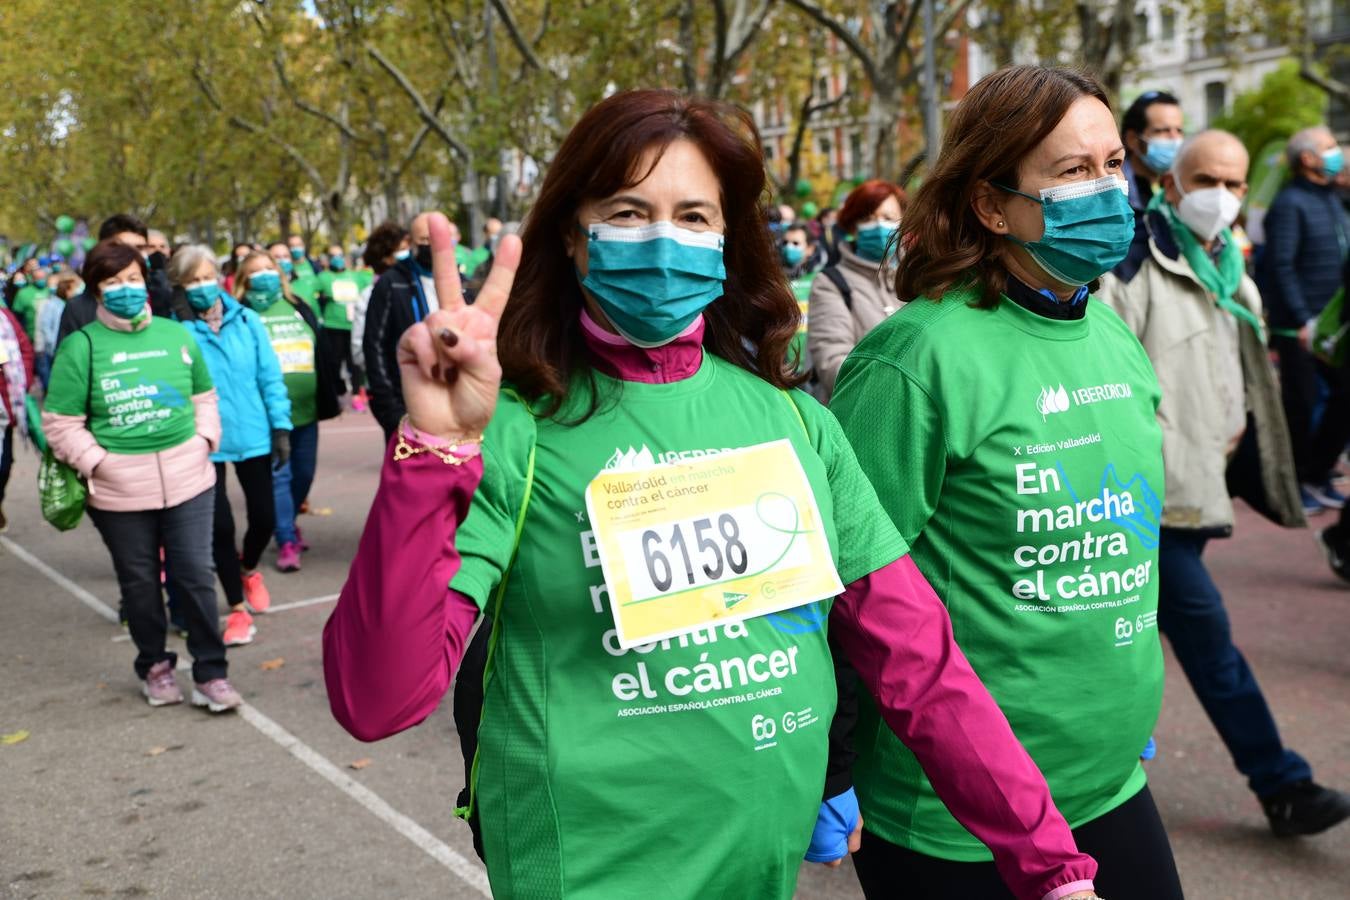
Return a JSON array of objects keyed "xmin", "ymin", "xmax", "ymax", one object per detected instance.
[
  {"xmin": 260, "ymin": 658, "xmax": 286, "ymax": 671},
  {"xmin": 147, "ymin": 744, "xmax": 185, "ymax": 757},
  {"xmin": 349, "ymin": 758, "xmax": 372, "ymax": 770},
  {"xmin": 312, "ymin": 506, "xmax": 333, "ymax": 516},
  {"xmin": 2, "ymin": 730, "xmax": 30, "ymax": 745}
]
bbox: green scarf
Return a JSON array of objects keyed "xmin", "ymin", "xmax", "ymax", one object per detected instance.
[{"xmin": 1148, "ymin": 191, "xmax": 1262, "ymax": 339}]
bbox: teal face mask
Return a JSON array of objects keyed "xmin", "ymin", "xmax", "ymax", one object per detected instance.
[
  {"xmin": 854, "ymin": 220, "xmax": 900, "ymax": 262},
  {"xmin": 245, "ymin": 271, "xmax": 282, "ymax": 310},
  {"xmin": 185, "ymin": 280, "xmax": 220, "ymax": 311},
  {"xmin": 782, "ymin": 243, "xmax": 805, "ymax": 266},
  {"xmin": 279, "ymin": 259, "xmax": 294, "ymax": 277},
  {"xmin": 997, "ymin": 175, "xmax": 1135, "ymax": 285},
  {"xmin": 329, "ymin": 255, "xmax": 346, "ymax": 272},
  {"xmin": 579, "ymin": 221, "xmax": 726, "ymax": 347},
  {"xmin": 1323, "ymin": 147, "xmax": 1345, "ymax": 178},
  {"xmin": 102, "ymin": 283, "xmax": 148, "ymax": 319},
  {"xmin": 290, "ymin": 247, "xmax": 305, "ymax": 261}
]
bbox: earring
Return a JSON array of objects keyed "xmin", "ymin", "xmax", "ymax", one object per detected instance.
[{"xmin": 997, "ymin": 220, "xmax": 1005, "ymax": 228}]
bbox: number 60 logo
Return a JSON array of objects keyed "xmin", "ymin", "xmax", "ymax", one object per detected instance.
[{"xmin": 751, "ymin": 714, "xmax": 776, "ymax": 742}]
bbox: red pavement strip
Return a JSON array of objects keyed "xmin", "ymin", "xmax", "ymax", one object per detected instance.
[{"xmin": 0, "ymin": 533, "xmax": 491, "ymax": 897}]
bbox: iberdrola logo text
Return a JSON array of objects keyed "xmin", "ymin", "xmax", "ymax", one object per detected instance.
[{"xmin": 1037, "ymin": 381, "xmax": 1134, "ymax": 419}]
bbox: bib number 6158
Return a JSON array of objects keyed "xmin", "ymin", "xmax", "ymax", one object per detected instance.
[{"xmin": 641, "ymin": 514, "xmax": 748, "ymax": 592}]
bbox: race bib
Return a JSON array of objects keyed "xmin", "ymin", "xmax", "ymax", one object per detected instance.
[
  {"xmin": 586, "ymin": 440, "xmax": 843, "ymax": 648},
  {"xmin": 272, "ymin": 337, "xmax": 316, "ymax": 374},
  {"xmin": 0, "ymin": 342, "xmax": 9, "ymax": 365},
  {"xmin": 332, "ymin": 279, "xmax": 359, "ymax": 304}
]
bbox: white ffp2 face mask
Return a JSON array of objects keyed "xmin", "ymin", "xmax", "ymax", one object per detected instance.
[{"xmin": 1175, "ymin": 184, "xmax": 1242, "ymax": 242}]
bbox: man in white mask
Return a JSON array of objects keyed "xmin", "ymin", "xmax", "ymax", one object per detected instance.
[{"xmin": 1099, "ymin": 130, "xmax": 1350, "ymax": 838}]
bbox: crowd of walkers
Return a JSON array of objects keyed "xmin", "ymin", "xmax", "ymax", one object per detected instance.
[{"xmin": 2, "ymin": 62, "xmax": 1348, "ymax": 899}]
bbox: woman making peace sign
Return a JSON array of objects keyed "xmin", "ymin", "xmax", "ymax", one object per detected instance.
[{"xmin": 323, "ymin": 90, "xmax": 1098, "ymax": 900}]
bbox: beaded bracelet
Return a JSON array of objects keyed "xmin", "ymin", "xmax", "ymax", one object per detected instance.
[{"xmin": 392, "ymin": 415, "xmax": 483, "ymax": 465}]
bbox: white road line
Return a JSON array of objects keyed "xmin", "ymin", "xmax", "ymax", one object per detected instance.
[
  {"xmin": 5, "ymin": 535, "xmax": 489, "ymax": 895},
  {"xmin": 238, "ymin": 703, "xmax": 490, "ymax": 895},
  {"xmin": 2, "ymin": 536, "xmax": 119, "ymax": 625},
  {"xmin": 112, "ymin": 592, "xmax": 341, "ymax": 641},
  {"xmin": 267, "ymin": 592, "xmax": 340, "ymax": 613}
]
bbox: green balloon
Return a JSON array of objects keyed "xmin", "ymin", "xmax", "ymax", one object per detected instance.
[
  {"xmin": 794, "ymin": 178, "xmax": 812, "ymax": 198},
  {"xmin": 55, "ymin": 238, "xmax": 74, "ymax": 256},
  {"xmin": 82, "ymin": 236, "xmax": 97, "ymax": 251},
  {"xmin": 55, "ymin": 215, "xmax": 75, "ymax": 234},
  {"xmin": 801, "ymin": 201, "xmax": 819, "ymax": 218}
]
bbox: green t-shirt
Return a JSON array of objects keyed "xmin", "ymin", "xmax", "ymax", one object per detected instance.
[
  {"xmin": 831, "ymin": 286, "xmax": 1165, "ymax": 861},
  {"xmin": 46, "ymin": 317, "xmax": 213, "ymax": 455},
  {"xmin": 789, "ymin": 273, "xmax": 815, "ymax": 375},
  {"xmin": 451, "ymin": 355, "xmax": 907, "ymax": 899},
  {"xmin": 290, "ymin": 274, "xmax": 321, "ymax": 319},
  {"xmin": 317, "ymin": 270, "xmax": 372, "ymax": 331},
  {"xmin": 255, "ymin": 302, "xmax": 318, "ymax": 427},
  {"xmin": 11, "ymin": 284, "xmax": 47, "ymax": 338}
]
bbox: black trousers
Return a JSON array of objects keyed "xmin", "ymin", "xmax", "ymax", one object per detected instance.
[
  {"xmin": 852, "ymin": 785, "xmax": 1184, "ymax": 900},
  {"xmin": 1273, "ymin": 335, "xmax": 1350, "ymax": 484},
  {"xmin": 89, "ymin": 488, "xmax": 227, "ymax": 683},
  {"xmin": 213, "ymin": 456, "xmax": 275, "ymax": 605},
  {"xmin": 325, "ymin": 328, "xmax": 363, "ymax": 394},
  {"xmin": 0, "ymin": 425, "xmax": 12, "ymax": 507}
]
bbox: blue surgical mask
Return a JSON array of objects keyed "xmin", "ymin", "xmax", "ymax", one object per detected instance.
[
  {"xmin": 854, "ymin": 220, "xmax": 900, "ymax": 262},
  {"xmin": 1141, "ymin": 137, "xmax": 1182, "ymax": 174},
  {"xmin": 1323, "ymin": 147, "xmax": 1345, "ymax": 178},
  {"xmin": 185, "ymin": 280, "xmax": 220, "ymax": 311},
  {"xmin": 279, "ymin": 259, "xmax": 294, "ymax": 277},
  {"xmin": 394, "ymin": 249, "xmax": 411, "ymax": 262},
  {"xmin": 579, "ymin": 221, "xmax": 726, "ymax": 347},
  {"xmin": 102, "ymin": 283, "xmax": 148, "ymax": 319},
  {"xmin": 290, "ymin": 247, "xmax": 305, "ymax": 261},
  {"xmin": 997, "ymin": 175, "xmax": 1135, "ymax": 286},
  {"xmin": 782, "ymin": 243, "xmax": 805, "ymax": 266},
  {"xmin": 245, "ymin": 271, "xmax": 282, "ymax": 310},
  {"xmin": 329, "ymin": 255, "xmax": 345, "ymax": 272}
]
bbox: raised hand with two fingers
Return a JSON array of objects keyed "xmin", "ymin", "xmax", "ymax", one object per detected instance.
[{"xmin": 395, "ymin": 212, "xmax": 521, "ymax": 441}]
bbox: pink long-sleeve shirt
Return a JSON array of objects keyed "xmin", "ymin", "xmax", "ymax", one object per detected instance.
[{"xmin": 322, "ymin": 314, "xmax": 1096, "ymax": 900}]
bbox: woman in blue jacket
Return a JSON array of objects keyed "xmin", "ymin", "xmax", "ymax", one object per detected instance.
[{"xmin": 170, "ymin": 245, "xmax": 292, "ymax": 647}]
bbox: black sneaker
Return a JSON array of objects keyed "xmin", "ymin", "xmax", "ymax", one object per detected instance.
[
  {"xmin": 1315, "ymin": 530, "xmax": 1350, "ymax": 584},
  {"xmin": 1261, "ymin": 780, "xmax": 1350, "ymax": 837}
]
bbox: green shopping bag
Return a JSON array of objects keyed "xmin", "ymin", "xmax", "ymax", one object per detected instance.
[
  {"xmin": 1313, "ymin": 287, "xmax": 1347, "ymax": 367},
  {"xmin": 24, "ymin": 393, "xmax": 47, "ymax": 455},
  {"xmin": 38, "ymin": 448, "xmax": 86, "ymax": 531}
]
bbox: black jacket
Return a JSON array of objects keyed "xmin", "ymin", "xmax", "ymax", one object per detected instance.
[
  {"xmin": 1257, "ymin": 176, "xmax": 1350, "ymax": 329},
  {"xmin": 363, "ymin": 260, "xmax": 433, "ymax": 437},
  {"xmin": 55, "ymin": 268, "xmax": 181, "ymax": 348}
]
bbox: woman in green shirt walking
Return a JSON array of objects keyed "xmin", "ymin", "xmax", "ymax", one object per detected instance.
[
  {"xmin": 43, "ymin": 240, "xmax": 240, "ymax": 712},
  {"xmin": 324, "ymin": 89, "xmax": 1100, "ymax": 900},
  {"xmin": 829, "ymin": 65, "xmax": 1182, "ymax": 898}
]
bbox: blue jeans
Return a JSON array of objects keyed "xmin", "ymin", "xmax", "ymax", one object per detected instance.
[
  {"xmin": 273, "ymin": 421, "xmax": 319, "ymax": 545},
  {"xmin": 1157, "ymin": 529, "xmax": 1311, "ymax": 797}
]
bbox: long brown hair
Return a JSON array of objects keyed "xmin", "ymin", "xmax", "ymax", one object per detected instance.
[
  {"xmin": 499, "ymin": 89, "xmax": 801, "ymax": 421},
  {"xmin": 896, "ymin": 66, "xmax": 1111, "ymax": 308},
  {"xmin": 235, "ymin": 251, "xmax": 298, "ymax": 307}
]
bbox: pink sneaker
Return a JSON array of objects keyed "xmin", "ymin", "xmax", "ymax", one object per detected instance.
[
  {"xmin": 223, "ymin": 609, "xmax": 256, "ymax": 646},
  {"xmin": 142, "ymin": 660, "xmax": 184, "ymax": 707},
  {"xmin": 351, "ymin": 390, "xmax": 368, "ymax": 412},
  {"xmin": 192, "ymin": 678, "xmax": 243, "ymax": 713},
  {"xmin": 294, "ymin": 524, "xmax": 310, "ymax": 553},
  {"xmin": 276, "ymin": 541, "xmax": 302, "ymax": 573},
  {"xmin": 241, "ymin": 570, "xmax": 271, "ymax": 613}
]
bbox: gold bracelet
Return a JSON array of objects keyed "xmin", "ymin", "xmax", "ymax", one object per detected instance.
[{"xmin": 393, "ymin": 416, "xmax": 484, "ymax": 465}]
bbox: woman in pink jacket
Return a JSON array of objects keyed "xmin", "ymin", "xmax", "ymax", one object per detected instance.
[{"xmin": 43, "ymin": 240, "xmax": 241, "ymax": 713}]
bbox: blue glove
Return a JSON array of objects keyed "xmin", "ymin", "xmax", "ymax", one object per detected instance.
[{"xmin": 805, "ymin": 787, "xmax": 860, "ymax": 863}]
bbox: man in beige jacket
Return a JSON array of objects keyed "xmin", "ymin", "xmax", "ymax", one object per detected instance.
[{"xmin": 1099, "ymin": 130, "xmax": 1348, "ymax": 838}]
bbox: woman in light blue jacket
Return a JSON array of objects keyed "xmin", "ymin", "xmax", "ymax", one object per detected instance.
[{"xmin": 171, "ymin": 245, "xmax": 292, "ymax": 647}]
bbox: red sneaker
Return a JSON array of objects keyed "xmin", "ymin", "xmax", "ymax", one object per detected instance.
[
  {"xmin": 222, "ymin": 609, "xmax": 256, "ymax": 646},
  {"xmin": 241, "ymin": 571, "xmax": 271, "ymax": 614}
]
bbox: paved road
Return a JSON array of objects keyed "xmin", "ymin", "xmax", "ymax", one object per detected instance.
[{"xmin": 2, "ymin": 415, "xmax": 1347, "ymax": 899}]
